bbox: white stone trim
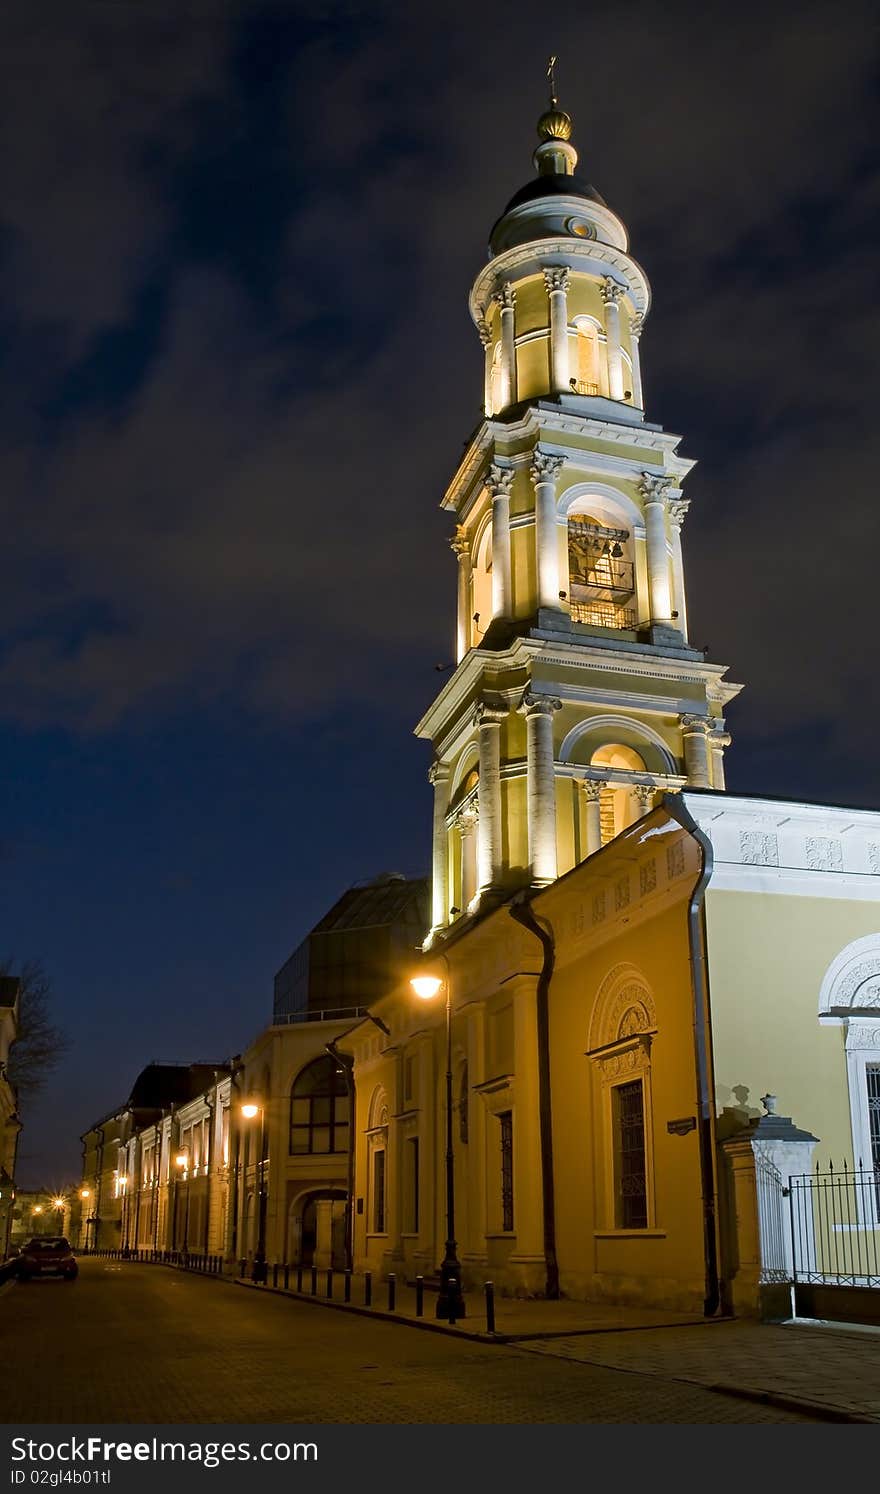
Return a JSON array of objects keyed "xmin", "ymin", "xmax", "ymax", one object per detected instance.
[
  {"xmin": 559, "ymin": 713, "xmax": 678, "ymax": 772},
  {"xmin": 557, "ymin": 478, "xmax": 645, "ymax": 536}
]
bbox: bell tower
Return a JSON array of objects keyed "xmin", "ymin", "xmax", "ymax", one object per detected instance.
[{"xmin": 416, "ymin": 81, "xmax": 742, "ymax": 945}]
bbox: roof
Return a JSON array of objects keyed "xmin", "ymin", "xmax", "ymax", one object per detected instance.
[
  {"xmin": 311, "ymin": 875, "xmax": 428, "ymax": 933},
  {"xmin": 501, "ymin": 172, "xmax": 607, "ymax": 215}
]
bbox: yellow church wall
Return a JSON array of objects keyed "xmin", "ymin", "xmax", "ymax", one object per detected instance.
[
  {"xmin": 516, "ymin": 336, "xmax": 550, "ymax": 404},
  {"xmin": 511, "ymin": 274, "xmax": 550, "ymax": 335},
  {"xmin": 704, "ymin": 888, "xmax": 878, "ymax": 1163},
  {"xmin": 539, "ymin": 859, "xmax": 709, "ymax": 1311},
  {"xmin": 566, "ymin": 277, "xmax": 607, "ymax": 326}
]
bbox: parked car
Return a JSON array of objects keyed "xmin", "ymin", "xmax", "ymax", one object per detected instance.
[{"xmin": 18, "ymin": 1237, "xmax": 78, "ymax": 1281}]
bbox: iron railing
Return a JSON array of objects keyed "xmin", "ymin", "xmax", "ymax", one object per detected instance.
[
  {"xmin": 756, "ymin": 1152, "xmax": 790, "ymax": 1284},
  {"xmin": 790, "ymin": 1161, "xmax": 880, "ymax": 1287},
  {"xmin": 272, "ymin": 1006, "xmax": 368, "ymax": 1027},
  {"xmin": 570, "ymin": 601, "xmax": 637, "ymax": 630},
  {"xmin": 571, "ymin": 379, "xmax": 600, "ymax": 396}
]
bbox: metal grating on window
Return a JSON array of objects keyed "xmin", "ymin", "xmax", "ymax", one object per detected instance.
[
  {"xmin": 616, "ymin": 1079, "xmax": 648, "ymax": 1229},
  {"xmin": 868, "ymin": 1066, "xmax": 880, "ymax": 1177},
  {"xmin": 499, "ymin": 1111, "xmax": 514, "ymax": 1232}
]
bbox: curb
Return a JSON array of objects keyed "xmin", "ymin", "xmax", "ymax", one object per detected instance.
[
  {"xmin": 233, "ymin": 1276, "xmax": 500, "ymax": 1343},
  {"xmin": 705, "ymin": 1381, "xmax": 878, "ymax": 1425}
]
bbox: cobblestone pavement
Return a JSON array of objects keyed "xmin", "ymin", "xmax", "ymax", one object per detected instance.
[
  {"xmin": 0, "ymin": 1261, "xmax": 816, "ymax": 1423},
  {"xmin": 515, "ymin": 1321, "xmax": 880, "ymax": 1421}
]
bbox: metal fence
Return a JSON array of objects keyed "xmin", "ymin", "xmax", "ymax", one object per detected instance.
[
  {"xmin": 790, "ymin": 1161, "xmax": 880, "ymax": 1287},
  {"xmin": 755, "ymin": 1152, "xmax": 790, "ymax": 1283}
]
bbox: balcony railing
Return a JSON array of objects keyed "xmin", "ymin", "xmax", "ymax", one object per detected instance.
[
  {"xmin": 273, "ymin": 1006, "xmax": 368, "ymax": 1026},
  {"xmin": 570, "ymin": 601, "xmax": 637, "ymax": 630},
  {"xmin": 570, "ymin": 379, "xmax": 600, "ymax": 396},
  {"xmin": 569, "ymin": 561, "xmax": 634, "ymax": 600}
]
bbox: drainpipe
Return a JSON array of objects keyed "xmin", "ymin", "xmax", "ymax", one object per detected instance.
[
  {"xmin": 509, "ymin": 894, "xmax": 559, "ymax": 1300},
  {"xmin": 665, "ymin": 795, "xmax": 721, "ymax": 1317},
  {"xmin": 325, "ymin": 1040, "xmax": 355, "ymax": 1273},
  {"xmin": 229, "ymin": 1061, "xmax": 244, "ymax": 1260}
]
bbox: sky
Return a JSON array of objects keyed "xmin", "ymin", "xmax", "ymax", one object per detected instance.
[{"xmin": 2, "ymin": 0, "xmax": 878, "ymax": 1185}]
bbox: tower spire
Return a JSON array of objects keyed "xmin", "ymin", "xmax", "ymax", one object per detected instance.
[{"xmin": 547, "ymin": 53, "xmax": 558, "ymax": 108}]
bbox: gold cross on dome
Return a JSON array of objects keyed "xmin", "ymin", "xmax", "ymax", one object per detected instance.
[{"xmin": 547, "ymin": 54, "xmax": 558, "ymax": 105}]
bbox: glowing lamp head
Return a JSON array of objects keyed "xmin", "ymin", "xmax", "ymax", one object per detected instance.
[
  {"xmin": 241, "ymin": 1103, "xmax": 260, "ymax": 1120},
  {"xmin": 33, "ymin": 1205, "xmax": 43, "ymax": 1214},
  {"xmin": 80, "ymin": 1189, "xmax": 90, "ymax": 1200},
  {"xmin": 53, "ymin": 1198, "xmax": 64, "ymax": 1209},
  {"xmin": 174, "ymin": 1154, "xmax": 187, "ymax": 1169},
  {"xmin": 410, "ymin": 974, "xmax": 443, "ymax": 1001}
]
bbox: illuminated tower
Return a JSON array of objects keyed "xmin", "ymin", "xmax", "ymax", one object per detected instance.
[{"xmin": 416, "ymin": 82, "xmax": 741, "ymax": 943}]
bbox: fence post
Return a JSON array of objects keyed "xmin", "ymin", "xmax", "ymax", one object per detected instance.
[
  {"xmin": 311, "ymin": 1265, "xmax": 318, "ymax": 1296},
  {"xmin": 284, "ymin": 1263, "xmax": 290, "ymax": 1291},
  {"xmin": 344, "ymin": 1269, "xmax": 351, "ymax": 1303},
  {"xmin": 296, "ymin": 1265, "xmax": 303, "ymax": 1293},
  {"xmin": 448, "ymin": 1278, "xmax": 458, "ymax": 1326},
  {"xmin": 387, "ymin": 1273, "xmax": 396, "ymax": 1311},
  {"xmin": 415, "ymin": 1275, "xmax": 424, "ymax": 1317},
  {"xmin": 484, "ymin": 1280, "xmax": 495, "ymax": 1335},
  {"xmin": 326, "ymin": 1269, "xmax": 333, "ymax": 1299},
  {"xmin": 364, "ymin": 1270, "xmax": 372, "ymax": 1307},
  {"xmin": 239, "ymin": 1258, "xmax": 246, "ymax": 1278}
]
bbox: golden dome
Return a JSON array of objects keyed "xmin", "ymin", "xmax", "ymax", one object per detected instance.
[{"xmin": 537, "ymin": 107, "xmax": 573, "ymax": 142}]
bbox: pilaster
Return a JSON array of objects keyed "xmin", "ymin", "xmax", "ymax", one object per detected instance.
[
  {"xmin": 530, "ymin": 450, "xmax": 564, "ymax": 611},
  {"xmin": 520, "ymin": 692, "xmax": 562, "ymax": 884}
]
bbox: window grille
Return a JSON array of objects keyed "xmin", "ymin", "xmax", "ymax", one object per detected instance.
[
  {"xmin": 289, "ymin": 1056, "xmax": 350, "ymax": 1155},
  {"xmin": 373, "ymin": 1150, "xmax": 386, "ymax": 1233},
  {"xmin": 614, "ymin": 1080, "xmax": 648, "ymax": 1228},
  {"xmin": 868, "ymin": 1065, "xmax": 880, "ymax": 1212},
  {"xmin": 499, "ymin": 1111, "xmax": 514, "ymax": 1232}
]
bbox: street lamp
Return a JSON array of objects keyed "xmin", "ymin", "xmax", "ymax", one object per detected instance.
[
  {"xmin": 410, "ymin": 965, "xmax": 466, "ymax": 1321},
  {"xmin": 174, "ymin": 1153, "xmax": 191, "ymax": 1256},
  {"xmin": 240, "ymin": 1102, "xmax": 267, "ymax": 1283}
]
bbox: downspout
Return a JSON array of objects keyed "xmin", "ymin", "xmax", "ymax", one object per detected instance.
[
  {"xmin": 666, "ymin": 794, "xmax": 721, "ymax": 1317},
  {"xmin": 203, "ymin": 1087, "xmax": 215, "ymax": 1256},
  {"xmin": 230, "ymin": 1062, "xmax": 243, "ymax": 1260},
  {"xmin": 325, "ymin": 1039, "xmax": 355, "ymax": 1273},
  {"xmin": 509, "ymin": 894, "xmax": 559, "ymax": 1300}
]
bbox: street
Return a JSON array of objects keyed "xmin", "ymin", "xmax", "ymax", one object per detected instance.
[{"xmin": 0, "ymin": 1260, "xmax": 817, "ymax": 1423}]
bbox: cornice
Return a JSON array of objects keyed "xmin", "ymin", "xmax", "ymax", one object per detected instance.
[{"xmin": 470, "ymin": 238, "xmax": 651, "ymax": 325}]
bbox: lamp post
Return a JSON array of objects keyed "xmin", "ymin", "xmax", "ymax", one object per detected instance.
[
  {"xmin": 174, "ymin": 1153, "xmax": 190, "ymax": 1257},
  {"xmin": 173, "ymin": 1152, "xmax": 186, "ymax": 1254},
  {"xmin": 410, "ymin": 964, "xmax": 466, "ymax": 1321},
  {"xmin": 241, "ymin": 1103, "xmax": 268, "ymax": 1283}
]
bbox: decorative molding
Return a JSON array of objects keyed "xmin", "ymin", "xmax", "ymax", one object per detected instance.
[
  {"xmin": 519, "ymin": 690, "xmax": 563, "ymax": 718},
  {"xmin": 638, "ymin": 472, "xmax": 673, "ymax": 506},
  {"xmin": 580, "ymin": 778, "xmax": 603, "ymax": 802},
  {"xmin": 486, "ymin": 463, "xmax": 515, "ymax": 498},
  {"xmin": 477, "ymin": 317, "xmax": 492, "ymax": 348},
  {"xmin": 614, "ymin": 876, "xmax": 631, "ymax": 912},
  {"xmin": 805, "ymin": 837, "xmax": 843, "ymax": 873},
  {"xmin": 681, "ymin": 714, "xmax": 711, "ymax": 736},
  {"xmin": 739, "ymin": 831, "xmax": 779, "ymax": 867},
  {"xmin": 667, "ymin": 497, "xmax": 690, "ymax": 529},
  {"xmin": 629, "ymin": 313, "xmax": 645, "ymax": 340},
  {"xmin": 428, "ymin": 760, "xmax": 450, "ymax": 786},
  {"xmin": 530, "ymin": 450, "xmax": 565, "ymax": 485},
  {"xmin": 667, "ymin": 841, "xmax": 685, "ymax": 880},
  {"xmin": 449, "ymin": 524, "xmax": 469, "ymax": 561},
  {"xmin": 543, "ymin": 266, "xmax": 570, "ymax": 294},
  {"xmin": 601, "ymin": 277, "xmax": 626, "ymax": 307},
  {"xmin": 845, "ymin": 1021, "xmax": 880, "ymax": 1050},
  {"xmin": 494, "ymin": 282, "xmax": 516, "ymax": 311},
  {"xmin": 473, "ymin": 701, "xmax": 508, "ymax": 729},
  {"xmin": 639, "ymin": 859, "xmax": 657, "ymax": 896}
]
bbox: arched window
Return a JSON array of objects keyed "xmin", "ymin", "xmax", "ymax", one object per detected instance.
[
  {"xmin": 591, "ymin": 743, "xmax": 647, "ymax": 842},
  {"xmin": 568, "ymin": 513, "xmax": 636, "ymax": 630},
  {"xmin": 471, "ymin": 522, "xmax": 492, "ymax": 647},
  {"xmin": 289, "ymin": 1056, "xmax": 350, "ymax": 1155},
  {"xmin": 574, "ymin": 322, "xmax": 601, "ymax": 395},
  {"xmin": 489, "ymin": 341, "xmax": 503, "ymax": 414}
]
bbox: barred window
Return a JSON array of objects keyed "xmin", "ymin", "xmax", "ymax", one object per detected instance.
[
  {"xmin": 499, "ymin": 1111, "xmax": 514, "ymax": 1232},
  {"xmin": 613, "ymin": 1080, "xmax": 647, "ymax": 1229},
  {"xmin": 373, "ymin": 1149, "xmax": 386, "ymax": 1233}
]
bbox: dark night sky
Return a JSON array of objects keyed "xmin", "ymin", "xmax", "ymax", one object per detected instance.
[{"xmin": 3, "ymin": 1, "xmax": 878, "ymax": 1185}]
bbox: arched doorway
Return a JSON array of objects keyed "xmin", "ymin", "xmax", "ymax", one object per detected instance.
[
  {"xmin": 290, "ymin": 1190, "xmax": 347, "ymax": 1269},
  {"xmin": 590, "ymin": 743, "xmax": 648, "ymax": 841}
]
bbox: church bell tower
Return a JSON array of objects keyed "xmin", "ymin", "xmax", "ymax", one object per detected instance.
[{"xmin": 416, "ymin": 80, "xmax": 742, "ymax": 945}]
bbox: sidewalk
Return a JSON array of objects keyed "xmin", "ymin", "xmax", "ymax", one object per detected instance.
[{"xmin": 235, "ymin": 1270, "xmax": 880, "ymax": 1423}]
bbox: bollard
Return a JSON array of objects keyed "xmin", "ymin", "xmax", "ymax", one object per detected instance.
[
  {"xmin": 239, "ymin": 1258, "xmax": 246, "ymax": 1278},
  {"xmin": 387, "ymin": 1273, "xmax": 396, "ymax": 1312},
  {"xmin": 365, "ymin": 1270, "xmax": 372, "ymax": 1307},
  {"xmin": 484, "ymin": 1280, "xmax": 496, "ymax": 1335},
  {"xmin": 415, "ymin": 1275, "xmax": 424, "ymax": 1317},
  {"xmin": 296, "ymin": 1265, "xmax": 303, "ymax": 1293},
  {"xmin": 326, "ymin": 1269, "xmax": 333, "ymax": 1299},
  {"xmin": 344, "ymin": 1269, "xmax": 351, "ymax": 1303},
  {"xmin": 284, "ymin": 1263, "xmax": 290, "ymax": 1291},
  {"xmin": 448, "ymin": 1278, "xmax": 458, "ymax": 1326},
  {"xmin": 311, "ymin": 1265, "xmax": 318, "ymax": 1296},
  {"xmin": 273, "ymin": 1263, "xmax": 279, "ymax": 1289}
]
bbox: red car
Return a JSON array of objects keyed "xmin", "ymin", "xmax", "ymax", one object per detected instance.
[{"xmin": 18, "ymin": 1237, "xmax": 78, "ymax": 1281}]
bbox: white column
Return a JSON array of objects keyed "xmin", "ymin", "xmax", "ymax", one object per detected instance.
[
  {"xmin": 601, "ymin": 278, "xmax": 626, "ymax": 400},
  {"xmin": 629, "ymin": 312, "xmax": 645, "ymax": 407},
  {"xmin": 428, "ymin": 760, "xmax": 450, "ymax": 934},
  {"xmin": 529, "ymin": 450, "xmax": 564, "ymax": 611},
  {"xmin": 681, "ymin": 716, "xmax": 712, "ymax": 788},
  {"xmin": 487, "ymin": 464, "xmax": 514, "ymax": 619},
  {"xmin": 709, "ymin": 728, "xmax": 731, "ymax": 789},
  {"xmin": 581, "ymin": 778, "xmax": 603, "ymax": 857},
  {"xmin": 543, "ymin": 267, "xmax": 570, "ymax": 395},
  {"xmin": 520, "ymin": 692, "xmax": 562, "ymax": 884},
  {"xmin": 668, "ymin": 496, "xmax": 690, "ymax": 637},
  {"xmin": 494, "ymin": 283, "xmax": 517, "ymax": 409},
  {"xmin": 478, "ymin": 316, "xmax": 492, "ymax": 415},
  {"xmin": 639, "ymin": 474, "xmax": 673, "ymax": 624},
  {"xmin": 474, "ymin": 702, "xmax": 506, "ymax": 894},
  {"xmin": 458, "ymin": 806, "xmax": 478, "ymax": 910},
  {"xmin": 451, "ymin": 526, "xmax": 471, "ymax": 662}
]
